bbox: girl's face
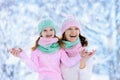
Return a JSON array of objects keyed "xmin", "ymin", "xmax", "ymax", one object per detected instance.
[
  {"xmin": 64, "ymin": 26, "xmax": 80, "ymax": 42},
  {"xmin": 41, "ymin": 27, "xmax": 55, "ymax": 38}
]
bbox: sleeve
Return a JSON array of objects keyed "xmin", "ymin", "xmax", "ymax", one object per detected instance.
[
  {"xmin": 60, "ymin": 49, "xmax": 81, "ymax": 67},
  {"xmin": 79, "ymin": 59, "xmax": 93, "ymax": 80},
  {"xmin": 19, "ymin": 51, "xmax": 39, "ymax": 72}
]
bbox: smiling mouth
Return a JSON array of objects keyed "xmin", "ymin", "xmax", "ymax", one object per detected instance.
[
  {"xmin": 46, "ymin": 35, "xmax": 53, "ymax": 37},
  {"xmin": 70, "ymin": 35, "xmax": 77, "ymax": 38}
]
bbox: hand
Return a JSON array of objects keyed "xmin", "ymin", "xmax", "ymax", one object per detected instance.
[
  {"xmin": 79, "ymin": 49, "xmax": 96, "ymax": 69},
  {"xmin": 10, "ymin": 48, "xmax": 22, "ymax": 57},
  {"xmin": 80, "ymin": 49, "xmax": 96, "ymax": 61}
]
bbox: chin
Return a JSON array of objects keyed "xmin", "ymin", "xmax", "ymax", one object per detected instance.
[{"xmin": 69, "ymin": 39, "xmax": 77, "ymax": 42}]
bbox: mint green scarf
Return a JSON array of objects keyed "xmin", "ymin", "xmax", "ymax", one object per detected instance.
[
  {"xmin": 62, "ymin": 38, "xmax": 80, "ymax": 49},
  {"xmin": 37, "ymin": 42, "xmax": 60, "ymax": 54}
]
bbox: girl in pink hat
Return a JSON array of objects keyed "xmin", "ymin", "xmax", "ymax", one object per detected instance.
[
  {"xmin": 60, "ymin": 17, "xmax": 96, "ymax": 80},
  {"xmin": 10, "ymin": 19, "xmax": 81, "ymax": 80}
]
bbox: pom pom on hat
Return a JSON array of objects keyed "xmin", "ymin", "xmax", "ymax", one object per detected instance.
[{"xmin": 38, "ymin": 19, "xmax": 56, "ymax": 34}]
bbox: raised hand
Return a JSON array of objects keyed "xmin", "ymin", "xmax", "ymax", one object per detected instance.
[
  {"xmin": 79, "ymin": 49, "xmax": 96, "ymax": 69},
  {"xmin": 80, "ymin": 49, "xmax": 96, "ymax": 60},
  {"xmin": 10, "ymin": 48, "xmax": 23, "ymax": 57}
]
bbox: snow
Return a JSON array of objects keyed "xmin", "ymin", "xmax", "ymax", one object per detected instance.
[{"xmin": 0, "ymin": 0, "xmax": 120, "ymax": 80}]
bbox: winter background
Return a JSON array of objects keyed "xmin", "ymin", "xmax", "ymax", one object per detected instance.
[{"xmin": 0, "ymin": 0, "xmax": 120, "ymax": 80}]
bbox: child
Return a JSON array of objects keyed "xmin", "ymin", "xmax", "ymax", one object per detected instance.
[
  {"xmin": 10, "ymin": 19, "xmax": 81, "ymax": 80},
  {"xmin": 60, "ymin": 17, "xmax": 96, "ymax": 80}
]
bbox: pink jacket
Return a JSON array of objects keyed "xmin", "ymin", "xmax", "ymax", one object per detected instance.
[{"xmin": 19, "ymin": 48, "xmax": 81, "ymax": 80}]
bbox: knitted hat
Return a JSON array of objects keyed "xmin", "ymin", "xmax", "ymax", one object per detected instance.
[
  {"xmin": 61, "ymin": 17, "xmax": 80, "ymax": 34},
  {"xmin": 38, "ymin": 19, "xmax": 56, "ymax": 34}
]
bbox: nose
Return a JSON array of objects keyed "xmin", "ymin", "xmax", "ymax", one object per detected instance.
[
  {"xmin": 47, "ymin": 30, "xmax": 52, "ymax": 34},
  {"xmin": 71, "ymin": 29, "xmax": 76, "ymax": 34}
]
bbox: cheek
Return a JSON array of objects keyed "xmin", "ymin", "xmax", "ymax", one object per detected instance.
[
  {"xmin": 52, "ymin": 31, "xmax": 55, "ymax": 34},
  {"xmin": 65, "ymin": 32, "xmax": 70, "ymax": 38},
  {"xmin": 51, "ymin": 31, "xmax": 55, "ymax": 35},
  {"xmin": 64, "ymin": 34, "xmax": 71, "ymax": 41},
  {"xmin": 41, "ymin": 32, "xmax": 46, "ymax": 37},
  {"xmin": 76, "ymin": 30, "xmax": 80, "ymax": 35},
  {"xmin": 65, "ymin": 30, "xmax": 71, "ymax": 35}
]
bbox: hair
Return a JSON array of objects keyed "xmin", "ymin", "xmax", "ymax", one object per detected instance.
[
  {"xmin": 32, "ymin": 36, "xmax": 40, "ymax": 51},
  {"xmin": 59, "ymin": 33, "xmax": 88, "ymax": 48},
  {"xmin": 79, "ymin": 34, "xmax": 88, "ymax": 47}
]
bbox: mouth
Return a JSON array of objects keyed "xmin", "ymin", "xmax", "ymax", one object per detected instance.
[
  {"xmin": 46, "ymin": 35, "xmax": 53, "ymax": 37},
  {"xmin": 70, "ymin": 35, "xmax": 77, "ymax": 38}
]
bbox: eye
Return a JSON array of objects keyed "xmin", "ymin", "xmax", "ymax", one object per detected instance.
[
  {"xmin": 43, "ymin": 29, "xmax": 47, "ymax": 32},
  {"xmin": 50, "ymin": 28, "xmax": 53, "ymax": 31},
  {"xmin": 67, "ymin": 28, "xmax": 72, "ymax": 30},
  {"xmin": 75, "ymin": 27, "xmax": 79, "ymax": 30}
]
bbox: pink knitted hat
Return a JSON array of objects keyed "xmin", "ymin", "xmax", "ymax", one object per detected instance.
[{"xmin": 61, "ymin": 17, "xmax": 80, "ymax": 34}]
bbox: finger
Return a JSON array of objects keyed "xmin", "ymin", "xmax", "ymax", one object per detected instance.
[
  {"xmin": 88, "ymin": 52, "xmax": 95, "ymax": 57},
  {"xmin": 9, "ymin": 48, "xmax": 14, "ymax": 53},
  {"xmin": 10, "ymin": 49, "xmax": 13, "ymax": 53},
  {"xmin": 13, "ymin": 50, "xmax": 17, "ymax": 56},
  {"xmin": 91, "ymin": 50, "xmax": 96, "ymax": 55},
  {"xmin": 88, "ymin": 52, "xmax": 93, "ymax": 56},
  {"xmin": 14, "ymin": 50, "xmax": 19, "ymax": 56},
  {"xmin": 17, "ymin": 50, "xmax": 20, "ymax": 55},
  {"xmin": 12, "ymin": 48, "xmax": 16, "ymax": 50},
  {"xmin": 10, "ymin": 49, "xmax": 16, "ymax": 54},
  {"xmin": 18, "ymin": 48, "xmax": 22, "ymax": 52},
  {"xmin": 10, "ymin": 48, "xmax": 17, "ymax": 52}
]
